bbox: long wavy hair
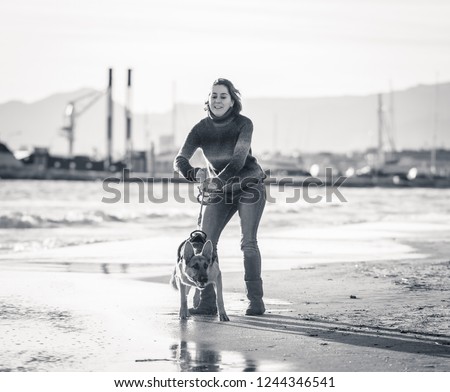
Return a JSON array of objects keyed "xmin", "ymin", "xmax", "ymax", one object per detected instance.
[{"xmin": 204, "ymin": 78, "xmax": 242, "ymax": 115}]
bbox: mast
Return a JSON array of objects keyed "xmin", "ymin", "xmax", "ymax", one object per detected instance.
[
  {"xmin": 125, "ymin": 69, "xmax": 133, "ymax": 169},
  {"xmin": 149, "ymin": 141, "xmax": 156, "ymax": 178},
  {"xmin": 106, "ymin": 68, "xmax": 113, "ymax": 168},
  {"xmin": 172, "ymin": 80, "xmax": 177, "ymax": 142},
  {"xmin": 389, "ymin": 81, "xmax": 396, "ymax": 151},
  {"xmin": 144, "ymin": 113, "xmax": 153, "ymax": 176},
  {"xmin": 273, "ymin": 114, "xmax": 278, "ymax": 153},
  {"xmin": 431, "ymin": 73, "xmax": 439, "ymax": 175},
  {"xmin": 377, "ymin": 94, "xmax": 384, "ymax": 170}
]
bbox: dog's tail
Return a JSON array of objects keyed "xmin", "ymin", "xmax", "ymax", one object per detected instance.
[{"xmin": 169, "ymin": 267, "xmax": 178, "ymax": 290}]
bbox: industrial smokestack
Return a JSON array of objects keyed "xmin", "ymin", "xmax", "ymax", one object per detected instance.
[
  {"xmin": 125, "ymin": 69, "xmax": 133, "ymax": 169},
  {"xmin": 377, "ymin": 93, "xmax": 384, "ymax": 170},
  {"xmin": 106, "ymin": 68, "xmax": 113, "ymax": 169},
  {"xmin": 172, "ymin": 80, "xmax": 177, "ymax": 139}
]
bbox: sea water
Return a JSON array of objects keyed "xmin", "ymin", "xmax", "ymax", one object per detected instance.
[{"xmin": 0, "ymin": 180, "xmax": 449, "ymax": 263}]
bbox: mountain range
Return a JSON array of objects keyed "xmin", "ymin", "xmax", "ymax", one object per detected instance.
[{"xmin": 0, "ymin": 82, "xmax": 448, "ymax": 158}]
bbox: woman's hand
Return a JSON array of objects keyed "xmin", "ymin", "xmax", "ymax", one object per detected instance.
[
  {"xmin": 195, "ymin": 168, "xmax": 208, "ymax": 183},
  {"xmin": 196, "ymin": 168, "xmax": 222, "ymax": 193},
  {"xmin": 205, "ymin": 181, "xmax": 218, "ymax": 192},
  {"xmin": 205, "ymin": 178, "xmax": 222, "ymax": 193}
]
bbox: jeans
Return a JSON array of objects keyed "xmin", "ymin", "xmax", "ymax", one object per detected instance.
[{"xmin": 201, "ymin": 181, "xmax": 266, "ymax": 281}]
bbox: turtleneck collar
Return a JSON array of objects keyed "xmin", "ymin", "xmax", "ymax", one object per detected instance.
[{"xmin": 208, "ymin": 107, "xmax": 235, "ymax": 124}]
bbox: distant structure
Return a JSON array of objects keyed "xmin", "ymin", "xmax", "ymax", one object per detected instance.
[
  {"xmin": 125, "ymin": 69, "xmax": 133, "ymax": 169},
  {"xmin": 6, "ymin": 69, "xmax": 449, "ymax": 184},
  {"xmin": 159, "ymin": 134, "xmax": 176, "ymax": 154},
  {"xmin": 431, "ymin": 75, "xmax": 439, "ymax": 174},
  {"xmin": 106, "ymin": 68, "xmax": 114, "ymax": 168},
  {"xmin": 258, "ymin": 151, "xmax": 307, "ymax": 176},
  {"xmin": 155, "ymin": 134, "xmax": 178, "ymax": 177},
  {"xmin": 62, "ymin": 90, "xmax": 104, "ymax": 157},
  {"xmin": 172, "ymin": 81, "xmax": 177, "ymax": 141},
  {"xmin": 147, "ymin": 142, "xmax": 156, "ymax": 178},
  {"xmin": 0, "ymin": 142, "xmax": 22, "ymax": 168},
  {"xmin": 372, "ymin": 93, "xmax": 397, "ymax": 171}
]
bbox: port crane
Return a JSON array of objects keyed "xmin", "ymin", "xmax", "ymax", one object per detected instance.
[{"xmin": 61, "ymin": 90, "xmax": 105, "ymax": 157}]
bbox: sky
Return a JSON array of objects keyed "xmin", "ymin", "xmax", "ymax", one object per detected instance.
[{"xmin": 1, "ymin": 0, "xmax": 450, "ymax": 112}]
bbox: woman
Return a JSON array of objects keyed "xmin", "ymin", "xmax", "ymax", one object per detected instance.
[{"xmin": 174, "ymin": 78, "xmax": 266, "ymax": 316}]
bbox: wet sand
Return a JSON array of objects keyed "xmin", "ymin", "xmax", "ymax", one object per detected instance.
[
  {"xmin": 1, "ymin": 260, "xmax": 450, "ymax": 372},
  {"xmin": 1, "ymin": 222, "xmax": 450, "ymax": 372}
]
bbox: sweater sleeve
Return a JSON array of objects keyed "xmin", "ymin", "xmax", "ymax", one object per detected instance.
[
  {"xmin": 217, "ymin": 119, "xmax": 253, "ymax": 183},
  {"xmin": 173, "ymin": 125, "xmax": 201, "ymax": 181}
]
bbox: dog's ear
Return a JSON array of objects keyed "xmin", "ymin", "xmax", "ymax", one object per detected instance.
[
  {"xmin": 201, "ymin": 240, "xmax": 213, "ymax": 261},
  {"xmin": 183, "ymin": 241, "xmax": 195, "ymax": 262}
]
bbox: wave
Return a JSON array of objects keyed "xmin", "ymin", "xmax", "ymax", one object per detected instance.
[
  {"xmin": 0, "ymin": 209, "xmax": 196, "ymax": 229},
  {"xmin": 0, "ymin": 237, "xmax": 109, "ymax": 253},
  {"xmin": 0, "ymin": 212, "xmax": 115, "ymax": 229}
]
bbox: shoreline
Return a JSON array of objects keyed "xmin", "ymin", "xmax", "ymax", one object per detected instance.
[{"xmin": 1, "ymin": 175, "xmax": 450, "ymax": 189}]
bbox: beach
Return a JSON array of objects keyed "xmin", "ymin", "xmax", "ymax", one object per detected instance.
[{"xmin": 1, "ymin": 181, "xmax": 450, "ymax": 371}]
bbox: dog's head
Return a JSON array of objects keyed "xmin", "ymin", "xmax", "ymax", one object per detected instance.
[{"xmin": 182, "ymin": 240, "xmax": 214, "ymax": 289}]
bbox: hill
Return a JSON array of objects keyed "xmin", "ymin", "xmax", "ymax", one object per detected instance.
[{"xmin": 0, "ymin": 83, "xmax": 448, "ymax": 157}]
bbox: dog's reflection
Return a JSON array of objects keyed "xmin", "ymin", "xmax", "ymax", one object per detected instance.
[
  {"xmin": 170, "ymin": 341, "xmax": 220, "ymax": 371},
  {"xmin": 170, "ymin": 341, "xmax": 257, "ymax": 372}
]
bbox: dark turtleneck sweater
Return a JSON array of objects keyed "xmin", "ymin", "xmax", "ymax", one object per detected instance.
[{"xmin": 174, "ymin": 111, "xmax": 265, "ymax": 185}]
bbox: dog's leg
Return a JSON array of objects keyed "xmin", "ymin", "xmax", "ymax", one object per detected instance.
[
  {"xmin": 169, "ymin": 267, "xmax": 178, "ymax": 290},
  {"xmin": 215, "ymin": 272, "xmax": 229, "ymax": 321},
  {"xmin": 193, "ymin": 288, "xmax": 201, "ymax": 308},
  {"xmin": 179, "ymin": 282, "xmax": 189, "ymax": 320}
]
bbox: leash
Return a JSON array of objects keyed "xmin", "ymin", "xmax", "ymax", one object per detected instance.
[
  {"xmin": 196, "ymin": 180, "xmax": 218, "ymax": 229},
  {"xmin": 175, "ymin": 180, "xmax": 222, "ymax": 264},
  {"xmin": 197, "ymin": 170, "xmax": 223, "ymax": 231},
  {"xmin": 196, "ymin": 186, "xmax": 206, "ymax": 230},
  {"xmin": 175, "ymin": 180, "xmax": 212, "ymax": 264},
  {"xmin": 196, "ymin": 183, "xmax": 220, "ymax": 229}
]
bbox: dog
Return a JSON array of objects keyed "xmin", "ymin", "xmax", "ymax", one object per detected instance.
[{"xmin": 170, "ymin": 231, "xmax": 229, "ymax": 321}]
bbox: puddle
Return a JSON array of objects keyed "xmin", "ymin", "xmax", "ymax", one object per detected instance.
[
  {"xmin": 144, "ymin": 340, "xmax": 289, "ymax": 372},
  {"xmin": 169, "ymin": 341, "xmax": 256, "ymax": 371},
  {"xmin": 265, "ymin": 298, "xmax": 294, "ymax": 313},
  {"xmin": 223, "ymin": 293, "xmax": 294, "ymax": 315},
  {"xmin": 0, "ymin": 260, "xmax": 172, "ymax": 276}
]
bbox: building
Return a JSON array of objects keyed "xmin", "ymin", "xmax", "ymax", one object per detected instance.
[
  {"xmin": 0, "ymin": 142, "xmax": 22, "ymax": 168},
  {"xmin": 20, "ymin": 147, "xmax": 124, "ymax": 173}
]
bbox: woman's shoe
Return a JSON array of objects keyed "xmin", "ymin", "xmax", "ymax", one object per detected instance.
[
  {"xmin": 245, "ymin": 280, "xmax": 265, "ymax": 316},
  {"xmin": 245, "ymin": 299, "xmax": 265, "ymax": 315}
]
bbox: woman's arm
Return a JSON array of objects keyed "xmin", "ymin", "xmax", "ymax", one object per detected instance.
[
  {"xmin": 173, "ymin": 125, "xmax": 201, "ymax": 181},
  {"xmin": 216, "ymin": 119, "xmax": 253, "ymax": 184}
]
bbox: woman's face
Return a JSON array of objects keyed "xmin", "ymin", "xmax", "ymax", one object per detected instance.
[{"xmin": 209, "ymin": 84, "xmax": 234, "ymax": 117}]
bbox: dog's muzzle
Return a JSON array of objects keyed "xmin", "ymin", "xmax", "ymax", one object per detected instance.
[{"xmin": 196, "ymin": 275, "xmax": 209, "ymax": 288}]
